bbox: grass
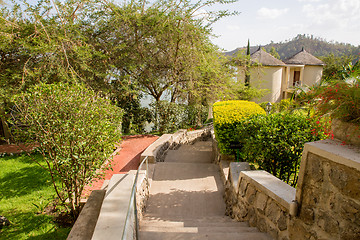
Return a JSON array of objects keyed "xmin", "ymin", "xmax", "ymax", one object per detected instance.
[{"xmin": 0, "ymin": 153, "xmax": 71, "ymax": 239}]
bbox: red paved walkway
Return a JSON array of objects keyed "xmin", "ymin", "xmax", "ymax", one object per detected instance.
[
  {"xmin": 0, "ymin": 143, "xmax": 39, "ymax": 154},
  {"xmin": 82, "ymin": 135, "xmax": 158, "ymax": 197},
  {"xmin": 0, "ymin": 136, "xmax": 158, "ymax": 198}
]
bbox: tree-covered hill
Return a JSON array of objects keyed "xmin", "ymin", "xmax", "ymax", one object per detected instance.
[{"xmin": 225, "ymin": 34, "xmax": 360, "ymax": 61}]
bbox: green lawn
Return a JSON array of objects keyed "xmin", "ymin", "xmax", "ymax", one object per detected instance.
[{"xmin": 0, "ymin": 153, "xmax": 70, "ymax": 239}]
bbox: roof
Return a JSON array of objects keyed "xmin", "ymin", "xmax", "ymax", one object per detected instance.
[
  {"xmin": 250, "ymin": 47, "xmax": 285, "ymax": 66},
  {"xmin": 285, "ymin": 48, "xmax": 325, "ymax": 66}
]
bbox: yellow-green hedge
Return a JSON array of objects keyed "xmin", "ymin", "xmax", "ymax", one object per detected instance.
[{"xmin": 213, "ymin": 100, "xmax": 265, "ymax": 154}]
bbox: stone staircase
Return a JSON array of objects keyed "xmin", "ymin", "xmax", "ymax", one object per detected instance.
[{"xmin": 139, "ymin": 140, "xmax": 272, "ymax": 240}]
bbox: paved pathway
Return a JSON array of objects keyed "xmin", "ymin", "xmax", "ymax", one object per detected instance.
[
  {"xmin": 140, "ymin": 140, "xmax": 272, "ymax": 240},
  {"xmin": 83, "ymin": 135, "xmax": 158, "ymax": 197}
]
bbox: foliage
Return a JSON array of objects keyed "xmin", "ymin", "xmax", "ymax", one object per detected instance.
[
  {"xmin": 118, "ymin": 95, "xmax": 152, "ymax": 135},
  {"xmin": 297, "ymin": 78, "xmax": 360, "ymax": 124},
  {"xmin": 268, "ymin": 47, "xmax": 280, "ymax": 59},
  {"xmin": 0, "ymin": 0, "xmax": 114, "ymax": 105},
  {"xmin": 84, "ymin": 0, "xmax": 238, "ymax": 104},
  {"xmin": 231, "ymin": 83, "xmax": 267, "ymax": 101},
  {"xmin": 0, "ymin": 0, "xmax": 239, "ymax": 137},
  {"xmin": 213, "ymin": 100, "xmax": 265, "ymax": 154},
  {"xmin": 0, "ymin": 153, "xmax": 70, "ymax": 239},
  {"xmin": 226, "ymin": 49, "xmax": 266, "ymax": 101},
  {"xmin": 319, "ymin": 53, "xmax": 355, "ymax": 81},
  {"xmin": 259, "ymin": 99, "xmax": 295, "ymax": 114},
  {"xmin": 237, "ymin": 113, "xmax": 329, "ymax": 186},
  {"xmin": 150, "ymin": 101, "xmax": 207, "ymax": 134},
  {"xmin": 11, "ymin": 82, "xmax": 122, "ymax": 219}
]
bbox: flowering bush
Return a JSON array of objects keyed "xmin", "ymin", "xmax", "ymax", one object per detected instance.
[
  {"xmin": 213, "ymin": 100, "xmax": 265, "ymax": 125},
  {"xmin": 238, "ymin": 113, "xmax": 329, "ymax": 186},
  {"xmin": 297, "ymin": 79, "xmax": 360, "ymax": 124},
  {"xmin": 213, "ymin": 100, "xmax": 265, "ymax": 154}
]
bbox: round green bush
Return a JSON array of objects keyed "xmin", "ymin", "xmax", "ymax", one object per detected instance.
[{"xmin": 213, "ymin": 100, "xmax": 265, "ymax": 154}]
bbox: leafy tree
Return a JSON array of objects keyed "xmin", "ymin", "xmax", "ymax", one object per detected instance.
[
  {"xmin": 227, "ymin": 49, "xmax": 266, "ymax": 101},
  {"xmin": 269, "ymin": 46, "xmax": 280, "ymax": 59},
  {"xmin": 90, "ymin": 0, "xmax": 238, "ymax": 104},
  {"xmin": 11, "ymin": 82, "xmax": 123, "ymax": 220},
  {"xmin": 1, "ymin": 0, "xmax": 239, "ymax": 137},
  {"xmin": 320, "ymin": 53, "xmax": 354, "ymax": 81},
  {"xmin": 245, "ymin": 39, "xmax": 250, "ymax": 86}
]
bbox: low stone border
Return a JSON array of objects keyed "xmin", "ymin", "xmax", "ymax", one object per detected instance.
[
  {"xmin": 67, "ymin": 190, "xmax": 106, "ymax": 240},
  {"xmin": 141, "ymin": 127, "xmax": 212, "ymax": 163},
  {"xmin": 224, "ymin": 162, "xmax": 296, "ymax": 240}
]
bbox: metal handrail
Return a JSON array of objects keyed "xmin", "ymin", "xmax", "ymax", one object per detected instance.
[{"xmin": 121, "ymin": 156, "xmax": 149, "ymax": 240}]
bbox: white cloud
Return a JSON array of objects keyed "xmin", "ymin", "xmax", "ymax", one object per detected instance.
[
  {"xmin": 297, "ymin": 0, "xmax": 322, "ymax": 2},
  {"xmin": 226, "ymin": 25, "xmax": 241, "ymax": 31},
  {"xmin": 302, "ymin": 0, "xmax": 360, "ymax": 28},
  {"xmin": 257, "ymin": 7, "xmax": 289, "ymax": 19}
]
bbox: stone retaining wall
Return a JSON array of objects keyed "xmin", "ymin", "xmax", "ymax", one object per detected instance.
[
  {"xmin": 221, "ymin": 138, "xmax": 360, "ymax": 240},
  {"xmin": 289, "ymin": 140, "xmax": 360, "ymax": 240},
  {"xmin": 141, "ymin": 127, "xmax": 212, "ymax": 163},
  {"xmin": 224, "ymin": 167, "xmax": 295, "ymax": 240}
]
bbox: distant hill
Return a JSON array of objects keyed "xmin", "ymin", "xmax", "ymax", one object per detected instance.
[{"xmin": 225, "ymin": 34, "xmax": 360, "ymax": 61}]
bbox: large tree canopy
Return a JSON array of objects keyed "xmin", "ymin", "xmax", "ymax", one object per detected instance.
[{"xmin": 1, "ymin": 0, "xmax": 237, "ymax": 103}]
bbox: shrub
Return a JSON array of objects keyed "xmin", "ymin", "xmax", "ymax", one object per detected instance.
[
  {"xmin": 298, "ymin": 79, "xmax": 360, "ymax": 124},
  {"xmin": 11, "ymin": 82, "xmax": 123, "ymax": 219},
  {"xmin": 238, "ymin": 113, "xmax": 329, "ymax": 186},
  {"xmin": 213, "ymin": 100, "xmax": 265, "ymax": 154},
  {"xmin": 259, "ymin": 99, "xmax": 294, "ymax": 114},
  {"xmin": 150, "ymin": 101, "xmax": 208, "ymax": 134}
]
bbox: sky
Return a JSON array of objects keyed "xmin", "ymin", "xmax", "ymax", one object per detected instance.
[{"xmin": 208, "ymin": 0, "xmax": 360, "ymax": 51}]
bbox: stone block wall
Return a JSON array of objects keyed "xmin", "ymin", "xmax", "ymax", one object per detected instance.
[
  {"xmin": 141, "ymin": 127, "xmax": 212, "ymax": 163},
  {"xmin": 225, "ymin": 169, "xmax": 295, "ymax": 240},
  {"xmin": 223, "ymin": 139, "xmax": 360, "ymax": 240},
  {"xmin": 289, "ymin": 140, "xmax": 360, "ymax": 240}
]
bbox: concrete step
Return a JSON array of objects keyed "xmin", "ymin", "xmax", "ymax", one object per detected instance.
[
  {"xmin": 140, "ymin": 225, "xmax": 259, "ymax": 233},
  {"xmin": 177, "ymin": 141, "xmax": 212, "ymax": 152},
  {"xmin": 164, "ymin": 149, "xmax": 213, "ymax": 163},
  {"xmin": 146, "ymin": 162, "xmax": 225, "ymax": 219},
  {"xmin": 139, "ymin": 231, "xmax": 273, "ymax": 240},
  {"xmin": 141, "ymin": 218, "xmax": 249, "ymax": 228},
  {"xmin": 152, "ymin": 162, "xmax": 222, "ymax": 181}
]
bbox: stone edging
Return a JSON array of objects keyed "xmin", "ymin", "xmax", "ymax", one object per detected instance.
[{"xmin": 140, "ymin": 127, "xmax": 212, "ymax": 163}]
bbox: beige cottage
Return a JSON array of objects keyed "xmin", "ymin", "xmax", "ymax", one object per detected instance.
[
  {"xmin": 245, "ymin": 47, "xmax": 324, "ymax": 103},
  {"xmin": 282, "ymin": 48, "xmax": 324, "ymax": 99}
]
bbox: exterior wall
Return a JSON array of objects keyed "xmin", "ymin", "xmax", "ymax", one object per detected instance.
[
  {"xmin": 290, "ymin": 140, "xmax": 360, "ymax": 240},
  {"xmin": 250, "ymin": 66, "xmax": 284, "ymax": 103},
  {"xmin": 236, "ymin": 66, "xmax": 246, "ymax": 83},
  {"xmin": 287, "ymin": 66, "xmax": 304, "ymax": 88},
  {"xmin": 302, "ymin": 66, "xmax": 323, "ymax": 87},
  {"xmin": 223, "ymin": 139, "xmax": 360, "ymax": 240},
  {"xmin": 224, "ymin": 170, "xmax": 295, "ymax": 240}
]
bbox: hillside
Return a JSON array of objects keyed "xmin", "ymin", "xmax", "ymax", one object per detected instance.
[{"xmin": 225, "ymin": 34, "xmax": 360, "ymax": 61}]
